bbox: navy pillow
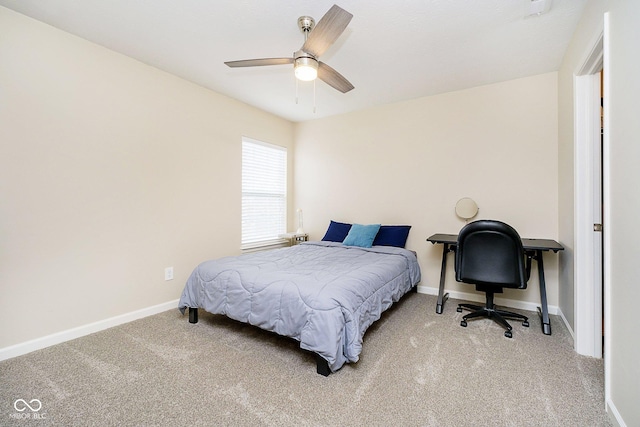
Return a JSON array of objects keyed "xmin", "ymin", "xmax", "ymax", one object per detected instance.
[
  {"xmin": 372, "ymin": 225, "xmax": 412, "ymax": 248},
  {"xmin": 321, "ymin": 220, "xmax": 352, "ymax": 242}
]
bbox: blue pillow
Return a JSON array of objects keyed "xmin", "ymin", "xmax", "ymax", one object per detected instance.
[
  {"xmin": 342, "ymin": 223, "xmax": 381, "ymax": 248},
  {"xmin": 372, "ymin": 225, "xmax": 412, "ymax": 248},
  {"xmin": 321, "ymin": 220, "xmax": 352, "ymax": 242}
]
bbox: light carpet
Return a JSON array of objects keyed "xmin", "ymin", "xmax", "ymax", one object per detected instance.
[{"xmin": 0, "ymin": 293, "xmax": 611, "ymax": 426}]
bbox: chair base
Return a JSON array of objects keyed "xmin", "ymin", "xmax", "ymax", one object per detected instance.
[{"xmin": 456, "ymin": 293, "xmax": 529, "ymax": 338}]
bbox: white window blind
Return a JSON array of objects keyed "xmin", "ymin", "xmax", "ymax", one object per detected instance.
[{"xmin": 242, "ymin": 137, "xmax": 287, "ymax": 250}]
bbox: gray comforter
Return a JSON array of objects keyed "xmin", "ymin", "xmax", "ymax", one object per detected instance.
[{"xmin": 178, "ymin": 241, "xmax": 421, "ymax": 372}]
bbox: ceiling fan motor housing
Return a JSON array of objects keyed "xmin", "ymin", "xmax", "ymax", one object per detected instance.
[{"xmin": 297, "ymin": 16, "xmax": 315, "ymax": 34}]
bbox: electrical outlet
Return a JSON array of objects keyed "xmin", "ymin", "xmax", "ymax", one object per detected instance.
[{"xmin": 164, "ymin": 267, "xmax": 174, "ymax": 281}]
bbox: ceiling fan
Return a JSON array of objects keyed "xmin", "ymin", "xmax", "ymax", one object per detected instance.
[{"xmin": 224, "ymin": 4, "xmax": 354, "ymax": 93}]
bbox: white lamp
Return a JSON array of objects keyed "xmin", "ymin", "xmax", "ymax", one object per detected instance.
[{"xmin": 294, "ymin": 57, "xmax": 318, "ymax": 81}]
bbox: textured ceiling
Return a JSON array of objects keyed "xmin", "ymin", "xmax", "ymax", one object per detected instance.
[{"xmin": 0, "ymin": 0, "xmax": 588, "ymax": 122}]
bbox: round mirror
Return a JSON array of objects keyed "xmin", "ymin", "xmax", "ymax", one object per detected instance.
[{"xmin": 455, "ymin": 197, "xmax": 479, "ymax": 220}]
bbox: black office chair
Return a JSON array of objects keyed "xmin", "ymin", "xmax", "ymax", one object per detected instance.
[{"xmin": 455, "ymin": 220, "xmax": 532, "ymax": 338}]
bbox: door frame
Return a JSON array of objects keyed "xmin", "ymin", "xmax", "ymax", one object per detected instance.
[{"xmin": 574, "ymin": 30, "xmax": 606, "ymax": 359}]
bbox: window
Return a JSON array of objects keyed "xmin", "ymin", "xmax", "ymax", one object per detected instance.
[{"xmin": 241, "ymin": 137, "xmax": 287, "ymax": 250}]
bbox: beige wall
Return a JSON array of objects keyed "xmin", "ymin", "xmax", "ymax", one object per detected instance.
[
  {"xmin": 605, "ymin": 1, "xmax": 640, "ymax": 425},
  {"xmin": 558, "ymin": 1, "xmax": 640, "ymax": 425},
  {"xmin": 0, "ymin": 7, "xmax": 294, "ymax": 349},
  {"xmin": 294, "ymin": 73, "xmax": 559, "ymax": 308}
]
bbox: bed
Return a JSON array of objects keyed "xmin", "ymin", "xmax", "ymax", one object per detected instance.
[{"xmin": 178, "ymin": 223, "xmax": 421, "ymax": 375}]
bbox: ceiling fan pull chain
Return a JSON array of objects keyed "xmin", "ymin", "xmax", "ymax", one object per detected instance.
[
  {"xmin": 313, "ymin": 79, "xmax": 316, "ymax": 113},
  {"xmin": 295, "ymin": 77, "xmax": 299, "ymax": 104}
]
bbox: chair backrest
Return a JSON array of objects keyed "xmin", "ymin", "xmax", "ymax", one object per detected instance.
[{"xmin": 455, "ymin": 220, "xmax": 527, "ymax": 289}]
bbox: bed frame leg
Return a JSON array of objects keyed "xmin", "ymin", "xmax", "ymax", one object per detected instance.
[
  {"xmin": 189, "ymin": 307, "xmax": 198, "ymax": 324},
  {"xmin": 315, "ymin": 354, "xmax": 330, "ymax": 376}
]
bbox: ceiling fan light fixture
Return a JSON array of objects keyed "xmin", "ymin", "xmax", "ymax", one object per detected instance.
[{"xmin": 294, "ymin": 57, "xmax": 318, "ymax": 81}]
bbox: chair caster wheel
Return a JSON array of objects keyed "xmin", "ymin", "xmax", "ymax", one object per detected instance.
[
  {"xmin": 460, "ymin": 321, "xmax": 467, "ymax": 327},
  {"xmin": 504, "ymin": 330, "xmax": 513, "ymax": 338},
  {"xmin": 523, "ymin": 321, "xmax": 530, "ymax": 327},
  {"xmin": 457, "ymin": 307, "xmax": 463, "ymax": 313}
]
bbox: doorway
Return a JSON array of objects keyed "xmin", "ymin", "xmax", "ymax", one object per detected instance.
[{"xmin": 574, "ymin": 32, "xmax": 605, "ymax": 360}]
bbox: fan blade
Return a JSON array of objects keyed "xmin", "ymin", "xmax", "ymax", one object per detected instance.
[
  {"xmin": 302, "ymin": 5, "xmax": 353, "ymax": 58},
  {"xmin": 318, "ymin": 61, "xmax": 354, "ymax": 93},
  {"xmin": 225, "ymin": 58, "xmax": 293, "ymax": 68}
]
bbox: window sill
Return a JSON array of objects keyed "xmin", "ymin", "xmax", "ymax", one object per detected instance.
[{"xmin": 241, "ymin": 239, "xmax": 288, "ymax": 254}]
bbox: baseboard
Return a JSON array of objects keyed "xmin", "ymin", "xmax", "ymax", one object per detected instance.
[
  {"xmin": 557, "ymin": 307, "xmax": 575, "ymax": 339},
  {"xmin": 606, "ymin": 398, "xmax": 627, "ymax": 427},
  {"xmin": 416, "ymin": 285, "xmax": 559, "ymax": 315},
  {"xmin": 0, "ymin": 299, "xmax": 179, "ymax": 362}
]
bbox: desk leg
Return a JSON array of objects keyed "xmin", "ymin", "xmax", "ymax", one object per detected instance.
[
  {"xmin": 535, "ymin": 250, "xmax": 552, "ymax": 335},
  {"xmin": 436, "ymin": 243, "xmax": 451, "ymax": 314}
]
